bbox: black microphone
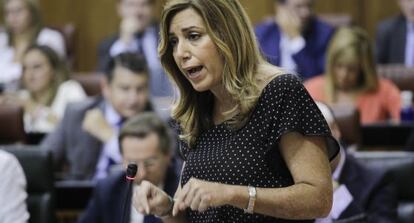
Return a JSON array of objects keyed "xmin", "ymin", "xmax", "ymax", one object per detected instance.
[{"xmin": 121, "ymin": 163, "xmax": 138, "ymax": 223}]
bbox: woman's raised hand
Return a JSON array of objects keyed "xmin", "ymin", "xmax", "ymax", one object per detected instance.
[{"xmin": 172, "ymin": 178, "xmax": 230, "ymax": 216}]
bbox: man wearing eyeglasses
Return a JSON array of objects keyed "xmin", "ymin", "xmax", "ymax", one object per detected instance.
[{"xmin": 78, "ymin": 112, "xmax": 180, "ymax": 223}]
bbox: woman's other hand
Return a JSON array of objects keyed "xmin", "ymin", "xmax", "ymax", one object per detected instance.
[{"xmin": 172, "ymin": 178, "xmax": 231, "ymax": 216}]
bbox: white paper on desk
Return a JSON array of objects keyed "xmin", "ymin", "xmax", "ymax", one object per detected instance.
[{"xmin": 331, "ymin": 185, "xmax": 353, "ymax": 219}]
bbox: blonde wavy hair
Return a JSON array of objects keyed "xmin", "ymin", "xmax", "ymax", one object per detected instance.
[
  {"xmin": 325, "ymin": 27, "xmax": 378, "ymax": 103},
  {"xmin": 159, "ymin": 0, "xmax": 265, "ymax": 147}
]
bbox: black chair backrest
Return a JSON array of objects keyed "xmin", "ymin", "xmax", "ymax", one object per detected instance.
[
  {"xmin": 353, "ymin": 151, "xmax": 414, "ymax": 223},
  {"xmin": 0, "ymin": 145, "xmax": 55, "ymax": 223},
  {"xmin": 0, "ymin": 103, "xmax": 26, "ymax": 144}
]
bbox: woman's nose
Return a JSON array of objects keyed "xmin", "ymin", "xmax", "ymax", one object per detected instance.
[{"xmin": 175, "ymin": 41, "xmax": 190, "ymax": 61}]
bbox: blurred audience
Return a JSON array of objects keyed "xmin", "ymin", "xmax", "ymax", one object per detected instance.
[
  {"xmin": 305, "ymin": 27, "xmax": 401, "ymax": 124},
  {"xmin": 0, "ymin": 45, "xmax": 86, "ymax": 133},
  {"xmin": 315, "ymin": 101, "xmax": 398, "ymax": 223},
  {"xmin": 0, "ymin": 0, "xmax": 66, "ymax": 92},
  {"xmin": 97, "ymin": 0, "xmax": 174, "ymax": 97},
  {"xmin": 78, "ymin": 112, "xmax": 180, "ymax": 223},
  {"xmin": 41, "ymin": 52, "xmax": 153, "ymax": 180},
  {"xmin": 255, "ymin": 0, "xmax": 334, "ymax": 80},
  {"xmin": 0, "ymin": 150, "xmax": 29, "ymax": 223},
  {"xmin": 376, "ymin": 0, "xmax": 414, "ymax": 66}
]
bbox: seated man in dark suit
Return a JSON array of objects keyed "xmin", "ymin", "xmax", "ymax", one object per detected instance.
[
  {"xmin": 78, "ymin": 112, "xmax": 180, "ymax": 223},
  {"xmin": 315, "ymin": 102, "xmax": 398, "ymax": 223},
  {"xmin": 255, "ymin": 0, "xmax": 334, "ymax": 80},
  {"xmin": 376, "ymin": 0, "xmax": 414, "ymax": 66},
  {"xmin": 97, "ymin": 0, "xmax": 174, "ymax": 97},
  {"xmin": 41, "ymin": 52, "xmax": 153, "ymax": 180}
]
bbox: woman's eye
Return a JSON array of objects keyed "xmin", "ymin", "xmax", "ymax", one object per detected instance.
[
  {"xmin": 188, "ymin": 32, "xmax": 201, "ymax": 41},
  {"xmin": 169, "ymin": 37, "xmax": 178, "ymax": 47}
]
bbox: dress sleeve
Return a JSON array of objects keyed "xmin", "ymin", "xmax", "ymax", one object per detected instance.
[{"xmin": 265, "ymin": 74, "xmax": 339, "ymax": 160}]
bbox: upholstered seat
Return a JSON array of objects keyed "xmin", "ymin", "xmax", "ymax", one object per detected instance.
[
  {"xmin": 71, "ymin": 72, "xmax": 104, "ymax": 96},
  {"xmin": 354, "ymin": 151, "xmax": 414, "ymax": 223},
  {"xmin": 0, "ymin": 103, "xmax": 26, "ymax": 144}
]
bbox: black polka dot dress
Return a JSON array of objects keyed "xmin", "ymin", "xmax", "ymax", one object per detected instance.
[{"xmin": 179, "ymin": 74, "xmax": 339, "ymax": 223}]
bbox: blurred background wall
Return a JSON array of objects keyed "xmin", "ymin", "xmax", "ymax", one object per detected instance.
[{"xmin": 1, "ymin": 0, "xmax": 401, "ymax": 72}]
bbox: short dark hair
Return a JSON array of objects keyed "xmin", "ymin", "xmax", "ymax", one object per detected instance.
[
  {"xmin": 119, "ymin": 112, "xmax": 171, "ymax": 155},
  {"xmin": 104, "ymin": 52, "xmax": 149, "ymax": 82}
]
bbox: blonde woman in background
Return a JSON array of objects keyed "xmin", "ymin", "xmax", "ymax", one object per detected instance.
[
  {"xmin": 0, "ymin": 0, "xmax": 66, "ymax": 91},
  {"xmin": 1, "ymin": 45, "xmax": 86, "ymax": 133},
  {"xmin": 305, "ymin": 27, "xmax": 401, "ymax": 124}
]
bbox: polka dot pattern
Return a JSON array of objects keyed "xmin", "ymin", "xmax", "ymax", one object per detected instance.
[{"xmin": 179, "ymin": 74, "xmax": 339, "ymax": 223}]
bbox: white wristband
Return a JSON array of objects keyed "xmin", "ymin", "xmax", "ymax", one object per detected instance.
[{"xmin": 243, "ymin": 185, "xmax": 256, "ymax": 214}]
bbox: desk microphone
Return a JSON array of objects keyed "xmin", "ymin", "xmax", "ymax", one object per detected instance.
[{"xmin": 121, "ymin": 163, "xmax": 138, "ymax": 223}]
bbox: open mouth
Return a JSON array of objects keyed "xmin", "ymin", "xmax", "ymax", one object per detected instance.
[{"xmin": 186, "ymin": 66, "xmax": 203, "ymax": 77}]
